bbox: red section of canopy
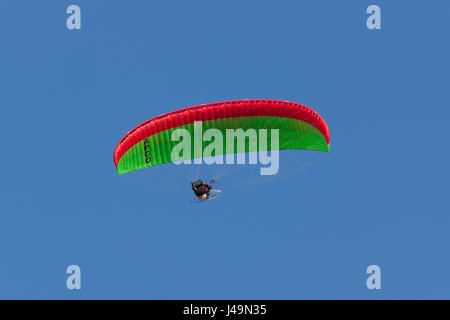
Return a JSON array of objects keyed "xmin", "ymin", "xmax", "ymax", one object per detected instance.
[{"xmin": 113, "ymin": 99, "xmax": 330, "ymax": 167}]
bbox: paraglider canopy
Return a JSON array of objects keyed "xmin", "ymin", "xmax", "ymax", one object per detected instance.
[{"xmin": 114, "ymin": 99, "xmax": 330, "ymax": 175}]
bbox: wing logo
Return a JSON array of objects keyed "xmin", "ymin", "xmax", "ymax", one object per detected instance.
[{"xmin": 143, "ymin": 138, "xmax": 151, "ymax": 163}]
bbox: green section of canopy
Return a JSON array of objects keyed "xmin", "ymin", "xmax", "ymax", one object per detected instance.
[{"xmin": 117, "ymin": 116, "xmax": 329, "ymax": 174}]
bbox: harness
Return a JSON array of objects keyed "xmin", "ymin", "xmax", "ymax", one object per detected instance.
[{"xmin": 191, "ymin": 180, "xmax": 210, "ymax": 197}]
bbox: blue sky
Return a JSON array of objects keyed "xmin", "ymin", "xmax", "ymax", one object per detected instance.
[{"xmin": 1, "ymin": 0, "xmax": 449, "ymax": 299}]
